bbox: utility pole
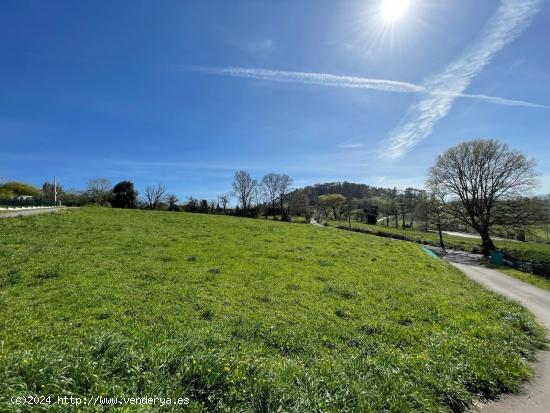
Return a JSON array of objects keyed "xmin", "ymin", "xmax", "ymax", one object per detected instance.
[{"xmin": 53, "ymin": 176, "xmax": 58, "ymax": 206}]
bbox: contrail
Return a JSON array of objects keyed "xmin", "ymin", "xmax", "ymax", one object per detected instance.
[
  {"xmin": 194, "ymin": 65, "xmax": 548, "ymax": 109},
  {"xmin": 383, "ymin": 0, "xmax": 542, "ymax": 159},
  {"xmin": 199, "ymin": 66, "xmax": 424, "ymax": 94}
]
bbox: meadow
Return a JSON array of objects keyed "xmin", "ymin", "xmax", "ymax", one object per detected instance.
[
  {"xmin": 329, "ymin": 220, "xmax": 550, "ymax": 264},
  {"xmin": 0, "ymin": 208, "xmax": 546, "ymax": 412}
]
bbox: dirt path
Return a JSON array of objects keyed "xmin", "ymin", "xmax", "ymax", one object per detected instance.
[
  {"xmin": 0, "ymin": 207, "xmax": 60, "ymax": 219},
  {"xmin": 444, "ymin": 251, "xmax": 550, "ymax": 413}
]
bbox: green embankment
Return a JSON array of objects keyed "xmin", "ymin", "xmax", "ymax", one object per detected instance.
[{"xmin": 0, "ymin": 208, "xmax": 546, "ymax": 412}]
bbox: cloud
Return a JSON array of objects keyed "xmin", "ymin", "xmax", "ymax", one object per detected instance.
[
  {"xmin": 383, "ymin": 0, "xmax": 542, "ymax": 159},
  {"xmin": 192, "ymin": 64, "xmax": 548, "ymax": 109},
  {"xmin": 338, "ymin": 142, "xmax": 364, "ymax": 149}
]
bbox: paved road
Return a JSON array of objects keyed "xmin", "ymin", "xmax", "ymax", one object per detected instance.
[
  {"xmin": 445, "ymin": 251, "xmax": 550, "ymax": 413},
  {"xmin": 430, "ymin": 230, "xmax": 518, "ymax": 242},
  {"xmin": 0, "ymin": 207, "xmax": 60, "ymax": 219}
]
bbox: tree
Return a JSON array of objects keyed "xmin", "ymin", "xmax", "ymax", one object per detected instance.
[
  {"xmin": 144, "ymin": 184, "xmax": 167, "ymax": 210},
  {"xmin": 426, "ymin": 194, "xmax": 450, "ymax": 253},
  {"xmin": 232, "ymin": 171, "xmax": 257, "ymax": 216},
  {"xmin": 319, "ymin": 194, "xmax": 347, "ymax": 220},
  {"xmin": 276, "ymin": 174, "xmax": 293, "ymax": 221},
  {"xmin": 87, "ymin": 178, "xmax": 112, "ymax": 206},
  {"xmin": 166, "ymin": 194, "xmax": 179, "ymax": 211},
  {"xmin": 218, "ymin": 194, "xmax": 230, "ymax": 214},
  {"xmin": 289, "ymin": 190, "xmax": 311, "ymax": 221},
  {"xmin": 184, "ymin": 197, "xmax": 199, "ymax": 213},
  {"xmin": 397, "ymin": 193, "xmax": 407, "ymax": 229},
  {"xmin": 112, "ymin": 181, "xmax": 138, "ymax": 208},
  {"xmin": 61, "ymin": 189, "xmax": 86, "ymax": 206},
  {"xmin": 42, "ymin": 182, "xmax": 60, "ymax": 202},
  {"xmin": 261, "ymin": 173, "xmax": 280, "ymax": 213},
  {"xmin": 0, "ymin": 182, "xmax": 40, "ymax": 198},
  {"xmin": 428, "ymin": 140, "xmax": 537, "ymax": 254}
]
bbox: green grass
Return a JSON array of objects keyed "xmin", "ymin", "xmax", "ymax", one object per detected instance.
[
  {"xmin": 493, "ymin": 266, "xmax": 550, "ymax": 292},
  {"xmin": 527, "ymin": 225, "xmax": 550, "ymax": 243},
  {"xmin": 0, "ymin": 208, "xmax": 546, "ymax": 412},
  {"xmin": 330, "ymin": 220, "xmax": 550, "ymax": 264}
]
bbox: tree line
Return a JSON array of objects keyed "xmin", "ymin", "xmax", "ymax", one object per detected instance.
[{"xmin": 2, "ymin": 139, "xmax": 549, "ymax": 255}]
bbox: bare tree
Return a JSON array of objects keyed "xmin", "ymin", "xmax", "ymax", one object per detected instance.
[
  {"xmin": 289, "ymin": 190, "xmax": 311, "ymax": 221},
  {"xmin": 232, "ymin": 171, "xmax": 257, "ymax": 215},
  {"xmin": 276, "ymin": 174, "xmax": 293, "ymax": 221},
  {"xmin": 426, "ymin": 194, "xmax": 450, "ymax": 253},
  {"xmin": 218, "ymin": 194, "xmax": 230, "ymax": 213},
  {"xmin": 166, "ymin": 194, "xmax": 179, "ymax": 211},
  {"xmin": 261, "ymin": 173, "xmax": 280, "ymax": 213},
  {"xmin": 428, "ymin": 140, "xmax": 537, "ymax": 254},
  {"xmin": 87, "ymin": 178, "xmax": 112, "ymax": 206},
  {"xmin": 144, "ymin": 184, "xmax": 167, "ymax": 210}
]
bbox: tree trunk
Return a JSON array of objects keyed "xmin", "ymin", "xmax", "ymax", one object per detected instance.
[
  {"xmin": 479, "ymin": 229, "xmax": 496, "ymax": 255},
  {"xmin": 437, "ymin": 223, "xmax": 446, "ymax": 253}
]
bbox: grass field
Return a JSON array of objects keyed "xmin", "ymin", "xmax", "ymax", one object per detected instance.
[
  {"xmin": 0, "ymin": 208, "xmax": 546, "ymax": 412},
  {"xmin": 329, "ymin": 220, "xmax": 550, "ymax": 264}
]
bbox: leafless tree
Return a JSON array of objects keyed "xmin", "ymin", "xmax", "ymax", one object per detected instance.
[
  {"xmin": 261, "ymin": 173, "xmax": 280, "ymax": 213},
  {"xmin": 166, "ymin": 194, "xmax": 179, "ymax": 211},
  {"xmin": 232, "ymin": 171, "xmax": 257, "ymax": 215},
  {"xmin": 218, "ymin": 194, "xmax": 230, "ymax": 213},
  {"xmin": 289, "ymin": 190, "xmax": 311, "ymax": 221},
  {"xmin": 87, "ymin": 178, "xmax": 112, "ymax": 206},
  {"xmin": 425, "ymin": 194, "xmax": 451, "ymax": 253},
  {"xmin": 276, "ymin": 174, "xmax": 293, "ymax": 221},
  {"xmin": 428, "ymin": 139, "xmax": 537, "ymax": 254},
  {"xmin": 144, "ymin": 184, "xmax": 167, "ymax": 210}
]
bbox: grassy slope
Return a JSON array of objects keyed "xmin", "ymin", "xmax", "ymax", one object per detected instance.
[
  {"xmin": 330, "ymin": 220, "xmax": 550, "ymax": 263},
  {"xmin": 0, "ymin": 208, "xmax": 546, "ymax": 412}
]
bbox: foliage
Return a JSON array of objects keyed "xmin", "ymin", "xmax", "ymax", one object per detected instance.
[
  {"xmin": 0, "ymin": 208, "xmax": 545, "ymax": 412},
  {"xmin": 111, "ymin": 181, "xmax": 138, "ymax": 209},
  {"xmin": 0, "ymin": 181, "xmax": 40, "ymax": 197},
  {"xmin": 319, "ymin": 194, "xmax": 347, "ymax": 220}
]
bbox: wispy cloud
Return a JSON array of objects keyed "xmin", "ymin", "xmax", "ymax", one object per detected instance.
[
  {"xmin": 383, "ymin": 0, "xmax": 542, "ymax": 159},
  {"xmin": 338, "ymin": 142, "xmax": 364, "ymax": 149},
  {"xmin": 193, "ymin": 64, "xmax": 548, "ymax": 109}
]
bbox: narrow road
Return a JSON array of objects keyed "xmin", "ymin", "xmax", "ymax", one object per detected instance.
[
  {"xmin": 444, "ymin": 251, "xmax": 550, "ymax": 413},
  {"xmin": 430, "ymin": 230, "xmax": 518, "ymax": 242},
  {"xmin": 0, "ymin": 207, "xmax": 60, "ymax": 219}
]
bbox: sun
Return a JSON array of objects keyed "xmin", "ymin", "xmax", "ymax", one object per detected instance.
[{"xmin": 380, "ymin": 0, "xmax": 411, "ymax": 23}]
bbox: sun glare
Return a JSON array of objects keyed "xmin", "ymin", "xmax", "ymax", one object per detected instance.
[{"xmin": 381, "ymin": 0, "xmax": 411, "ymax": 23}]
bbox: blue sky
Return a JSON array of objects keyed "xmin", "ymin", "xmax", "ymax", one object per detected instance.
[{"xmin": 1, "ymin": 0, "xmax": 549, "ymax": 200}]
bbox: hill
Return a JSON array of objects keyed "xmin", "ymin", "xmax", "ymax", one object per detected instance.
[
  {"xmin": 0, "ymin": 208, "xmax": 545, "ymax": 412},
  {"xmin": 297, "ymin": 181, "xmax": 424, "ymax": 205}
]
